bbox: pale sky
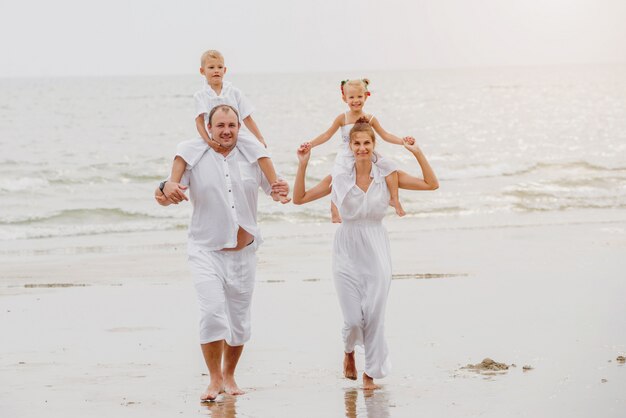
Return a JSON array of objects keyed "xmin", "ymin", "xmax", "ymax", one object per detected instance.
[{"xmin": 0, "ymin": 0, "xmax": 625, "ymax": 77}]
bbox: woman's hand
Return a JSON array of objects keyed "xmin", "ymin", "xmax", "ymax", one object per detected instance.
[
  {"xmin": 297, "ymin": 142, "xmax": 312, "ymax": 164},
  {"xmin": 403, "ymin": 137, "xmax": 421, "ymax": 154}
]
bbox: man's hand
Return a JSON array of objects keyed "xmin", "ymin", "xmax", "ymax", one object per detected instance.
[
  {"xmin": 271, "ymin": 178, "xmax": 291, "ymax": 204},
  {"xmin": 163, "ymin": 182, "xmax": 189, "ymax": 204}
]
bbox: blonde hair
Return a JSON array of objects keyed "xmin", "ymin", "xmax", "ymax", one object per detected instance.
[
  {"xmin": 341, "ymin": 78, "xmax": 370, "ymax": 95},
  {"xmin": 349, "ymin": 117, "xmax": 376, "ymax": 144},
  {"xmin": 200, "ymin": 50, "xmax": 225, "ymax": 66}
]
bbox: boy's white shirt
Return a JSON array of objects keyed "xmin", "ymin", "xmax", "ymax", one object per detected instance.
[{"xmin": 193, "ymin": 81, "xmax": 255, "ymax": 124}]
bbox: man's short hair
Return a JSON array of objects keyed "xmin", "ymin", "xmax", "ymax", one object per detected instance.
[{"xmin": 208, "ymin": 105, "xmax": 240, "ymax": 126}]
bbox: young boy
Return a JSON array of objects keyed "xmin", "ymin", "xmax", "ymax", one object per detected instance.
[{"xmin": 168, "ymin": 50, "xmax": 289, "ymax": 203}]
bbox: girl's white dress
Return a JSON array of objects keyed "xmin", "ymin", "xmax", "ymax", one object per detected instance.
[
  {"xmin": 177, "ymin": 81, "xmax": 267, "ymax": 168},
  {"xmin": 331, "ymin": 164, "xmax": 392, "ymax": 379},
  {"xmin": 331, "ymin": 113, "xmax": 398, "ymax": 202}
]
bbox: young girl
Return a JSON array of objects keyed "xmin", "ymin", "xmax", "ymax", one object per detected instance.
[
  {"xmin": 169, "ymin": 49, "xmax": 290, "ymax": 204},
  {"xmin": 300, "ymin": 79, "xmax": 412, "ymax": 222}
]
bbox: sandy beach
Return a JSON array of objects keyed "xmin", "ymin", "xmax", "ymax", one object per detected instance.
[{"xmin": 1, "ymin": 210, "xmax": 625, "ymax": 417}]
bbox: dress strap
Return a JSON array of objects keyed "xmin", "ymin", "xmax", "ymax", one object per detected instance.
[
  {"xmin": 368, "ymin": 114, "xmax": 375, "ymax": 123},
  {"xmin": 344, "ymin": 112, "xmax": 348, "ymax": 125}
]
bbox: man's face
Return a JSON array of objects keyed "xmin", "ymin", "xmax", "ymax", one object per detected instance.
[
  {"xmin": 208, "ymin": 110, "xmax": 239, "ymax": 148},
  {"xmin": 200, "ymin": 57, "xmax": 226, "ymax": 85}
]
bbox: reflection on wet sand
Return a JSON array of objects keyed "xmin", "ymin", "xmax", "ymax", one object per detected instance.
[
  {"xmin": 344, "ymin": 389, "xmax": 391, "ymax": 418},
  {"xmin": 201, "ymin": 394, "xmax": 237, "ymax": 417}
]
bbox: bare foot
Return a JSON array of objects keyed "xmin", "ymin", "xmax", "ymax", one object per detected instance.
[
  {"xmin": 343, "ymin": 352, "xmax": 357, "ymax": 380},
  {"xmin": 390, "ymin": 198, "xmax": 406, "ymax": 217},
  {"xmin": 223, "ymin": 376, "xmax": 245, "ymax": 396},
  {"xmin": 200, "ymin": 379, "xmax": 223, "ymax": 402},
  {"xmin": 362, "ymin": 373, "xmax": 380, "ymax": 390}
]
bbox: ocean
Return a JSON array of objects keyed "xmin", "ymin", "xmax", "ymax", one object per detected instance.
[{"xmin": 1, "ymin": 65, "xmax": 625, "ymax": 241}]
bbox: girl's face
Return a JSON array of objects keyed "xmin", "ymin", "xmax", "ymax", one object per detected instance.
[
  {"xmin": 342, "ymin": 85, "xmax": 368, "ymax": 111},
  {"xmin": 350, "ymin": 131, "xmax": 375, "ymax": 160}
]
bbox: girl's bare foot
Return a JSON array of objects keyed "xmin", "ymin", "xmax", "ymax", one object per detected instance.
[
  {"xmin": 343, "ymin": 352, "xmax": 357, "ymax": 380},
  {"xmin": 223, "ymin": 376, "xmax": 245, "ymax": 396},
  {"xmin": 362, "ymin": 373, "xmax": 380, "ymax": 390},
  {"xmin": 390, "ymin": 198, "xmax": 406, "ymax": 217},
  {"xmin": 200, "ymin": 379, "xmax": 223, "ymax": 402}
]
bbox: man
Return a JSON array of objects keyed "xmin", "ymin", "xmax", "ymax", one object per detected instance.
[{"xmin": 155, "ymin": 104, "xmax": 289, "ymax": 401}]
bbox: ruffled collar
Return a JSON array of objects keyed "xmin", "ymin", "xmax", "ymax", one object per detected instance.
[{"xmin": 203, "ymin": 80, "xmax": 232, "ymax": 97}]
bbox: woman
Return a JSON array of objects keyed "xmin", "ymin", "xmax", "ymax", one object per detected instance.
[{"xmin": 293, "ymin": 119, "xmax": 438, "ymax": 390}]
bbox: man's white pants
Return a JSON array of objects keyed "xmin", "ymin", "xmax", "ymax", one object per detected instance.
[{"xmin": 188, "ymin": 245, "xmax": 257, "ymax": 346}]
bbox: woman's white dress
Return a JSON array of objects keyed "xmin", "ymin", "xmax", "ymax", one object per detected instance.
[{"xmin": 331, "ymin": 164, "xmax": 392, "ymax": 379}]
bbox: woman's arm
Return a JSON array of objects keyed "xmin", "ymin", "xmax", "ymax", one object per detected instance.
[
  {"xmin": 398, "ymin": 139, "xmax": 439, "ymax": 191},
  {"xmin": 370, "ymin": 117, "xmax": 404, "ymax": 145},
  {"xmin": 292, "ymin": 145, "xmax": 332, "ymax": 204},
  {"xmin": 308, "ymin": 114, "xmax": 343, "ymax": 148}
]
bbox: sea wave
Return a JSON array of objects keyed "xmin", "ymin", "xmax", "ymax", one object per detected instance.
[{"xmin": 0, "ymin": 208, "xmax": 168, "ymax": 225}]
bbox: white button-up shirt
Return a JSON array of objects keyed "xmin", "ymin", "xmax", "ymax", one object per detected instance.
[
  {"xmin": 193, "ymin": 81, "xmax": 255, "ymax": 124},
  {"xmin": 178, "ymin": 144, "xmax": 271, "ymax": 253}
]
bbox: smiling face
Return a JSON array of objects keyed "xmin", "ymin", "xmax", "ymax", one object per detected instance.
[
  {"xmin": 208, "ymin": 107, "xmax": 240, "ymax": 148},
  {"xmin": 349, "ymin": 131, "xmax": 376, "ymax": 160},
  {"xmin": 342, "ymin": 84, "xmax": 368, "ymax": 112},
  {"xmin": 200, "ymin": 56, "xmax": 227, "ymax": 86}
]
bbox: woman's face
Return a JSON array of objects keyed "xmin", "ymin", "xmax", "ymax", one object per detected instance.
[{"xmin": 350, "ymin": 131, "xmax": 375, "ymax": 160}]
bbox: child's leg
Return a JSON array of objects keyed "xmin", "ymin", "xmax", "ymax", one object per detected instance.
[
  {"xmin": 330, "ymin": 201, "xmax": 342, "ymax": 223},
  {"xmin": 385, "ymin": 171, "xmax": 405, "ymax": 217},
  {"xmin": 258, "ymin": 157, "xmax": 290, "ymax": 203}
]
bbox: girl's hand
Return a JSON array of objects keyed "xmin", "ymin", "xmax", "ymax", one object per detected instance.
[
  {"xmin": 297, "ymin": 143, "xmax": 311, "ymax": 163},
  {"xmin": 403, "ymin": 137, "xmax": 422, "ymax": 153}
]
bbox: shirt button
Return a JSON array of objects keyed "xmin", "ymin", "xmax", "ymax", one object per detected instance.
[
  {"xmin": 226, "ymin": 174, "xmax": 229, "ymax": 177},
  {"xmin": 231, "ymin": 206, "xmax": 234, "ymax": 208},
  {"xmin": 229, "ymin": 189, "xmax": 231, "ymax": 192}
]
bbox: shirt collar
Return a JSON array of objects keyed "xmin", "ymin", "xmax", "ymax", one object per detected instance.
[{"xmin": 204, "ymin": 80, "xmax": 232, "ymax": 97}]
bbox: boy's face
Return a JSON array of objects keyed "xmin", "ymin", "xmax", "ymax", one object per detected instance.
[{"xmin": 200, "ymin": 57, "xmax": 227, "ymax": 85}]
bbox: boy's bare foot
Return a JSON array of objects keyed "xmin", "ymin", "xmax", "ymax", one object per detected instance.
[
  {"xmin": 390, "ymin": 198, "xmax": 406, "ymax": 217},
  {"xmin": 223, "ymin": 376, "xmax": 245, "ymax": 396},
  {"xmin": 362, "ymin": 373, "xmax": 380, "ymax": 390},
  {"xmin": 344, "ymin": 352, "xmax": 357, "ymax": 380},
  {"xmin": 200, "ymin": 379, "xmax": 223, "ymax": 402}
]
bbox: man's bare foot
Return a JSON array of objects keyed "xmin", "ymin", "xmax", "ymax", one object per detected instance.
[
  {"xmin": 390, "ymin": 198, "xmax": 406, "ymax": 217},
  {"xmin": 200, "ymin": 379, "xmax": 223, "ymax": 402},
  {"xmin": 362, "ymin": 373, "xmax": 380, "ymax": 390},
  {"xmin": 223, "ymin": 376, "xmax": 245, "ymax": 396},
  {"xmin": 343, "ymin": 352, "xmax": 357, "ymax": 380}
]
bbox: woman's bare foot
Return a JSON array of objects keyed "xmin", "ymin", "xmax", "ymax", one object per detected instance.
[
  {"xmin": 200, "ymin": 379, "xmax": 223, "ymax": 402},
  {"xmin": 390, "ymin": 198, "xmax": 406, "ymax": 217},
  {"xmin": 343, "ymin": 352, "xmax": 357, "ymax": 380},
  {"xmin": 223, "ymin": 376, "xmax": 245, "ymax": 396},
  {"xmin": 362, "ymin": 373, "xmax": 380, "ymax": 390}
]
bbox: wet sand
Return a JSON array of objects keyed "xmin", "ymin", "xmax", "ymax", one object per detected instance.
[{"xmin": 1, "ymin": 210, "xmax": 626, "ymax": 417}]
